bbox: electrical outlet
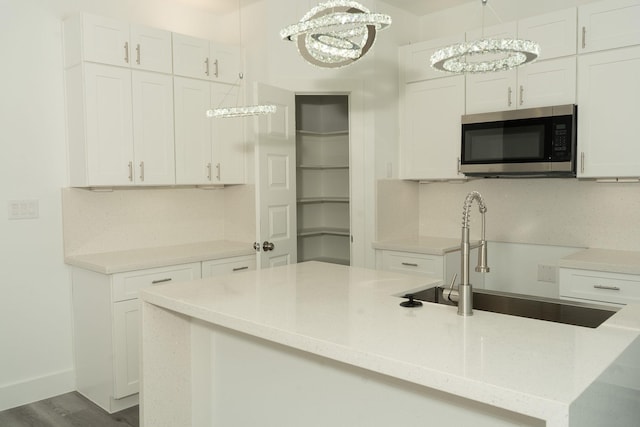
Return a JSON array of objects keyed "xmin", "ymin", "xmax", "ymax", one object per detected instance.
[
  {"xmin": 537, "ymin": 264, "xmax": 557, "ymax": 283},
  {"xmin": 8, "ymin": 200, "xmax": 39, "ymax": 220}
]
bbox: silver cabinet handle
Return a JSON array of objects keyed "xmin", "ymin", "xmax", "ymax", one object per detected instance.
[
  {"xmin": 402, "ymin": 262, "xmax": 418, "ymax": 267},
  {"xmin": 152, "ymin": 278, "xmax": 172, "ymax": 284},
  {"xmin": 216, "ymin": 163, "xmax": 221, "ymax": 181},
  {"xmin": 507, "ymin": 87, "xmax": 512, "ymax": 107},
  {"xmin": 232, "ymin": 266, "xmax": 249, "ymax": 272},
  {"xmin": 207, "ymin": 162, "xmax": 212, "ymax": 181},
  {"xmin": 136, "ymin": 43, "xmax": 141, "ymax": 65},
  {"xmin": 580, "ymin": 152, "xmax": 585, "ymax": 174},
  {"xmin": 519, "ymin": 85, "xmax": 524, "ymax": 106},
  {"xmin": 594, "ymin": 285, "xmax": 621, "ymax": 291},
  {"xmin": 457, "ymin": 157, "xmax": 461, "ymax": 175},
  {"xmin": 124, "ymin": 42, "xmax": 129, "ymax": 63},
  {"xmin": 205, "ymin": 57, "xmax": 210, "ymax": 76},
  {"xmin": 128, "ymin": 161, "xmax": 133, "ymax": 181},
  {"xmin": 582, "ymin": 26, "xmax": 586, "ymax": 49},
  {"xmin": 139, "ymin": 161, "xmax": 145, "ymax": 182},
  {"xmin": 213, "ymin": 59, "xmax": 219, "ymax": 78}
]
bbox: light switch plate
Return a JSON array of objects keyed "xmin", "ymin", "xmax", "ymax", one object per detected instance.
[{"xmin": 8, "ymin": 200, "xmax": 39, "ymax": 220}]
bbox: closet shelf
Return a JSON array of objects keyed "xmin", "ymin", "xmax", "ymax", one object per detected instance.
[
  {"xmin": 298, "ymin": 164, "xmax": 349, "ymax": 170},
  {"xmin": 297, "ymin": 130, "xmax": 349, "ymax": 136},
  {"xmin": 297, "ymin": 197, "xmax": 349, "ymax": 204},
  {"xmin": 300, "ymin": 256, "xmax": 350, "ymax": 266},
  {"xmin": 298, "ymin": 227, "xmax": 350, "ymax": 237}
]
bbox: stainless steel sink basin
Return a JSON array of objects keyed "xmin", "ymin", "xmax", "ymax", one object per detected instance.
[{"xmin": 403, "ymin": 287, "xmax": 619, "ymax": 328}]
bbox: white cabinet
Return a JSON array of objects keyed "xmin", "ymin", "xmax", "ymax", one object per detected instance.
[
  {"xmin": 173, "ymin": 77, "xmax": 246, "ymax": 185},
  {"xmin": 399, "ymin": 34, "xmax": 465, "ymax": 83},
  {"xmin": 577, "ymin": 45, "xmax": 640, "ymax": 178},
  {"xmin": 379, "ymin": 250, "xmax": 444, "ymax": 278},
  {"xmin": 202, "ymin": 255, "xmax": 256, "ymax": 277},
  {"xmin": 63, "ymin": 13, "xmax": 172, "ymax": 73},
  {"xmin": 559, "ymin": 268, "xmax": 640, "ymax": 306},
  {"xmin": 399, "ymin": 76, "xmax": 465, "ymax": 180},
  {"xmin": 578, "ymin": 0, "xmax": 640, "ymax": 53},
  {"xmin": 65, "ymin": 63, "xmax": 175, "ymax": 186},
  {"xmin": 466, "ymin": 56, "xmax": 576, "ymax": 113},
  {"xmin": 72, "ymin": 262, "xmax": 201, "ymax": 413},
  {"xmin": 296, "ymin": 95, "xmax": 350, "ymax": 265},
  {"xmin": 465, "ymin": 9, "xmax": 577, "ymax": 114},
  {"xmin": 172, "ymin": 33, "xmax": 241, "ymax": 84}
]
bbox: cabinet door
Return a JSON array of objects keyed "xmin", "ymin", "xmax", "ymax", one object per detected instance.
[
  {"xmin": 201, "ymin": 255, "xmax": 256, "ymax": 278},
  {"xmin": 84, "ymin": 63, "xmax": 134, "ymax": 186},
  {"xmin": 518, "ymin": 8, "xmax": 577, "ymax": 60},
  {"xmin": 129, "ymin": 24, "xmax": 172, "ymax": 73},
  {"xmin": 578, "ymin": 0, "xmax": 640, "ymax": 53},
  {"xmin": 132, "ymin": 71, "xmax": 176, "ymax": 185},
  {"xmin": 517, "ymin": 56, "xmax": 576, "ymax": 109},
  {"xmin": 210, "ymin": 44, "xmax": 242, "ymax": 84},
  {"xmin": 577, "ymin": 46, "xmax": 640, "ymax": 178},
  {"xmin": 113, "ymin": 299, "xmax": 140, "ymax": 399},
  {"xmin": 400, "ymin": 76, "xmax": 465, "ymax": 180},
  {"xmin": 174, "ymin": 77, "xmax": 213, "ymax": 184},
  {"xmin": 465, "ymin": 23, "xmax": 518, "ymax": 114},
  {"xmin": 465, "ymin": 70, "xmax": 517, "ymax": 113},
  {"xmin": 211, "ymin": 82, "xmax": 245, "ymax": 184},
  {"xmin": 172, "ymin": 33, "xmax": 210, "ymax": 80},
  {"xmin": 81, "ymin": 14, "xmax": 130, "ymax": 67},
  {"xmin": 399, "ymin": 34, "xmax": 465, "ymax": 83}
]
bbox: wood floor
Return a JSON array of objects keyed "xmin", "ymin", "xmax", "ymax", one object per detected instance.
[{"xmin": 0, "ymin": 392, "xmax": 139, "ymax": 427}]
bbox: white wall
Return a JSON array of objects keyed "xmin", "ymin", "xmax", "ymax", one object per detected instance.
[{"xmin": 0, "ymin": 0, "xmax": 246, "ymax": 411}]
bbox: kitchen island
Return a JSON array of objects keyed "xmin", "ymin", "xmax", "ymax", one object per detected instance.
[{"xmin": 140, "ymin": 262, "xmax": 640, "ymax": 427}]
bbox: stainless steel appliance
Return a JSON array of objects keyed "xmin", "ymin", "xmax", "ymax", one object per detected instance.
[{"xmin": 461, "ymin": 104, "xmax": 576, "ymax": 177}]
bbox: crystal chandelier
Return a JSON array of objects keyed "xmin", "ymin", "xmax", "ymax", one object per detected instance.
[
  {"xmin": 430, "ymin": 0, "xmax": 539, "ymax": 74},
  {"xmin": 280, "ymin": 1, "xmax": 392, "ymax": 68},
  {"xmin": 207, "ymin": 0, "xmax": 276, "ymax": 118}
]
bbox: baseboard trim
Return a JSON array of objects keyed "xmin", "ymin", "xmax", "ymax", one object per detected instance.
[{"xmin": 0, "ymin": 369, "xmax": 75, "ymax": 411}]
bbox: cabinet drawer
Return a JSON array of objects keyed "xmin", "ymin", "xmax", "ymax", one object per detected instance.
[
  {"xmin": 202, "ymin": 255, "xmax": 256, "ymax": 278},
  {"xmin": 112, "ymin": 262, "xmax": 201, "ymax": 302},
  {"xmin": 559, "ymin": 268, "xmax": 640, "ymax": 305},
  {"xmin": 380, "ymin": 251, "xmax": 443, "ymax": 277}
]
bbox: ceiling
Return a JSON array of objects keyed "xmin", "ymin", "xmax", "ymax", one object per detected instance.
[{"xmin": 177, "ymin": 0, "xmax": 474, "ymax": 17}]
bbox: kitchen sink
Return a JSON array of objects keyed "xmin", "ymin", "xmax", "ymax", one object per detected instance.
[{"xmin": 403, "ymin": 286, "xmax": 619, "ymax": 328}]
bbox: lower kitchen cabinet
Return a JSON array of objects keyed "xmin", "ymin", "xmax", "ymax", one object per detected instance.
[
  {"xmin": 71, "ymin": 254, "xmax": 256, "ymax": 413},
  {"xmin": 201, "ymin": 254, "xmax": 256, "ymax": 277},
  {"xmin": 559, "ymin": 267, "xmax": 640, "ymax": 306},
  {"xmin": 72, "ymin": 262, "xmax": 201, "ymax": 413},
  {"xmin": 379, "ymin": 250, "xmax": 444, "ymax": 278}
]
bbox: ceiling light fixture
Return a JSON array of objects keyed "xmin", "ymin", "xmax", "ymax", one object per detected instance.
[
  {"xmin": 430, "ymin": 0, "xmax": 539, "ymax": 74},
  {"xmin": 280, "ymin": 0, "xmax": 392, "ymax": 68},
  {"xmin": 207, "ymin": 0, "xmax": 276, "ymax": 119}
]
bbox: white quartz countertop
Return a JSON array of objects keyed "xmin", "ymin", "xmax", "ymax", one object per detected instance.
[
  {"xmin": 372, "ymin": 236, "xmax": 469, "ymax": 255},
  {"xmin": 559, "ymin": 248, "xmax": 640, "ymax": 275},
  {"xmin": 141, "ymin": 261, "xmax": 640, "ymax": 424},
  {"xmin": 65, "ymin": 240, "xmax": 254, "ymax": 274}
]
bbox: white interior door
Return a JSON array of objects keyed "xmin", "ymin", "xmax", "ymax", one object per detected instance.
[{"xmin": 254, "ymin": 83, "xmax": 297, "ymax": 268}]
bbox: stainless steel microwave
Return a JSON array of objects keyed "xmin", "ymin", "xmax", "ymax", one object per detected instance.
[{"xmin": 460, "ymin": 104, "xmax": 577, "ymax": 177}]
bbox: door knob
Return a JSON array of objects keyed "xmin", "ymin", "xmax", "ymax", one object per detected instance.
[{"xmin": 262, "ymin": 241, "xmax": 275, "ymax": 251}]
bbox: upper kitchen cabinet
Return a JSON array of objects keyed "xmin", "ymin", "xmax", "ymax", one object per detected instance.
[
  {"xmin": 63, "ymin": 13, "xmax": 172, "ymax": 73},
  {"xmin": 65, "ymin": 63, "xmax": 175, "ymax": 187},
  {"xmin": 578, "ymin": 0, "xmax": 640, "ymax": 53},
  {"xmin": 172, "ymin": 33, "xmax": 241, "ymax": 85},
  {"xmin": 399, "ymin": 34, "xmax": 465, "ymax": 83},
  {"xmin": 399, "ymin": 75, "xmax": 465, "ymax": 181},
  {"xmin": 173, "ymin": 77, "xmax": 245, "ymax": 185},
  {"xmin": 465, "ymin": 9, "xmax": 577, "ymax": 114},
  {"xmin": 577, "ymin": 45, "xmax": 640, "ymax": 178}
]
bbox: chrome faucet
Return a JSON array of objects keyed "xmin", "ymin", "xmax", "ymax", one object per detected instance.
[{"xmin": 446, "ymin": 191, "xmax": 490, "ymax": 316}]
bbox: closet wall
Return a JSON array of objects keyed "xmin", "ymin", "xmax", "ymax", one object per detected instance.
[{"xmin": 296, "ymin": 95, "xmax": 350, "ymax": 265}]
